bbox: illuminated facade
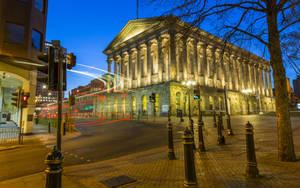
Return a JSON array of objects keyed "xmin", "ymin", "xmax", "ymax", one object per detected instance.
[
  {"xmin": 0, "ymin": 0, "xmax": 48, "ymax": 133},
  {"xmin": 83, "ymin": 16, "xmax": 275, "ymax": 117}
]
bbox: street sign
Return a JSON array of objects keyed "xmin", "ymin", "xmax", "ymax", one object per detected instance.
[
  {"xmin": 297, "ymin": 103, "xmax": 300, "ymax": 110},
  {"xmin": 162, "ymin": 105, "xmax": 169, "ymax": 113}
]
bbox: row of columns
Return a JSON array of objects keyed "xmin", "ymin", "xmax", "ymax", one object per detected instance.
[{"xmin": 106, "ymin": 31, "xmax": 272, "ymax": 97}]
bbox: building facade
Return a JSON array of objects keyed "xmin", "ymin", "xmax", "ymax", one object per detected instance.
[
  {"xmin": 293, "ymin": 76, "xmax": 300, "ymax": 98},
  {"xmin": 77, "ymin": 16, "xmax": 275, "ymax": 118},
  {"xmin": 0, "ymin": 0, "xmax": 48, "ymax": 133}
]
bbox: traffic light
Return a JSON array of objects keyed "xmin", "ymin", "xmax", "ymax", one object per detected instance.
[
  {"xmin": 48, "ymin": 46, "xmax": 58, "ymax": 91},
  {"xmin": 21, "ymin": 92, "xmax": 30, "ymax": 108},
  {"xmin": 11, "ymin": 89, "xmax": 21, "ymax": 108},
  {"xmin": 67, "ymin": 53, "xmax": 76, "ymax": 70},
  {"xmin": 69, "ymin": 94, "xmax": 75, "ymax": 106},
  {"xmin": 193, "ymin": 89, "xmax": 200, "ymax": 100},
  {"xmin": 149, "ymin": 93, "xmax": 156, "ymax": 103},
  {"xmin": 37, "ymin": 46, "xmax": 58, "ymax": 90}
]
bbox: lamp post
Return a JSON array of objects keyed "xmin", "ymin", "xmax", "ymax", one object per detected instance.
[
  {"xmin": 224, "ymin": 86, "xmax": 233, "ymax": 135},
  {"xmin": 182, "ymin": 81, "xmax": 196, "ymax": 132},
  {"xmin": 242, "ymin": 89, "xmax": 252, "ymax": 115}
]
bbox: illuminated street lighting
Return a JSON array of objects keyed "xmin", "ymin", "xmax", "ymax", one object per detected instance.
[
  {"xmin": 182, "ymin": 80, "xmax": 196, "ymax": 131},
  {"xmin": 42, "ymin": 85, "xmax": 47, "ymax": 89}
]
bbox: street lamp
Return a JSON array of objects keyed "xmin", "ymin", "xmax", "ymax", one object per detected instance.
[
  {"xmin": 242, "ymin": 89, "xmax": 252, "ymax": 114},
  {"xmin": 182, "ymin": 80, "xmax": 196, "ymax": 132}
]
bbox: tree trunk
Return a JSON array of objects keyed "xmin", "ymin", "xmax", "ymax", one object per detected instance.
[{"xmin": 267, "ymin": 6, "xmax": 296, "ymax": 162}]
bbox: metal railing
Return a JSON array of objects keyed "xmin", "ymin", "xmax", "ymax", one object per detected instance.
[{"xmin": 0, "ymin": 127, "xmax": 19, "ymax": 144}]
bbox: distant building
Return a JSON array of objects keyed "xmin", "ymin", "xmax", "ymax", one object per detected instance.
[{"xmin": 293, "ymin": 75, "xmax": 300, "ymax": 98}]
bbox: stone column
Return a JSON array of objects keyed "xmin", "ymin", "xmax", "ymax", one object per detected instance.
[
  {"xmin": 169, "ymin": 30, "xmax": 176, "ymax": 80},
  {"xmin": 136, "ymin": 46, "xmax": 141, "ymax": 87},
  {"xmin": 107, "ymin": 58, "xmax": 112, "ymax": 93},
  {"xmin": 224, "ymin": 52, "xmax": 230, "ymax": 89},
  {"xmin": 114, "ymin": 61, "xmax": 118, "ymax": 91},
  {"xmin": 198, "ymin": 42, "xmax": 206, "ymax": 85},
  {"xmin": 206, "ymin": 45, "xmax": 215, "ymax": 87},
  {"xmin": 268, "ymin": 68, "xmax": 273, "ymax": 96},
  {"xmin": 147, "ymin": 40, "xmax": 151, "ymax": 85},
  {"xmin": 230, "ymin": 55, "xmax": 236, "ymax": 90},
  {"xmin": 183, "ymin": 38, "xmax": 188, "ymax": 80},
  {"xmin": 128, "ymin": 50, "xmax": 132, "ymax": 89},
  {"xmin": 194, "ymin": 39, "xmax": 198, "ymax": 83},
  {"xmin": 254, "ymin": 64, "xmax": 260, "ymax": 95},
  {"xmin": 258, "ymin": 66, "xmax": 264, "ymax": 96},
  {"xmin": 237, "ymin": 57, "xmax": 244, "ymax": 91},
  {"xmin": 157, "ymin": 35, "xmax": 163, "ymax": 82},
  {"xmin": 264, "ymin": 67, "xmax": 269, "ymax": 96}
]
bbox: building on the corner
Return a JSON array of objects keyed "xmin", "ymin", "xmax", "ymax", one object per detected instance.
[
  {"xmin": 293, "ymin": 75, "xmax": 300, "ymax": 98},
  {"xmin": 77, "ymin": 16, "xmax": 275, "ymax": 118},
  {"xmin": 0, "ymin": 0, "xmax": 48, "ymax": 133}
]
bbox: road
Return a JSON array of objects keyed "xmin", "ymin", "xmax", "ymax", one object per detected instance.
[{"xmin": 0, "ymin": 119, "xmax": 184, "ymax": 181}]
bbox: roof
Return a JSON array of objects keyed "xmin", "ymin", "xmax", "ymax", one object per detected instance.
[{"xmin": 103, "ymin": 16, "xmax": 174, "ymax": 54}]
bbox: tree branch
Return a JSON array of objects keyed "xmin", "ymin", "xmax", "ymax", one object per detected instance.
[
  {"xmin": 224, "ymin": 25, "xmax": 269, "ymax": 46},
  {"xmin": 279, "ymin": 19, "xmax": 300, "ymax": 33}
]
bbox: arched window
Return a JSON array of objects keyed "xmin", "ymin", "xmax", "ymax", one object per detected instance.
[
  {"xmin": 122, "ymin": 98, "xmax": 126, "ymax": 115},
  {"xmin": 154, "ymin": 94, "xmax": 159, "ymax": 116},
  {"xmin": 142, "ymin": 96, "xmax": 147, "ymax": 112},
  {"xmin": 209, "ymin": 96, "xmax": 214, "ymax": 110},
  {"xmin": 132, "ymin": 97, "xmax": 136, "ymax": 114}
]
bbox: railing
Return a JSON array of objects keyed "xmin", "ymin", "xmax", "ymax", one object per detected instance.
[{"xmin": 0, "ymin": 127, "xmax": 19, "ymax": 144}]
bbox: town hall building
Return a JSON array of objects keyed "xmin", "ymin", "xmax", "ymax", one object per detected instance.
[{"xmin": 80, "ymin": 15, "xmax": 275, "ymax": 118}]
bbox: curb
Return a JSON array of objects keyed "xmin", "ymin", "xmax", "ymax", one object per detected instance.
[{"xmin": 0, "ymin": 145, "xmax": 22, "ymax": 152}]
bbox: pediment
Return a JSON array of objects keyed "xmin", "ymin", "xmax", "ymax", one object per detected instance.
[{"xmin": 104, "ymin": 17, "xmax": 167, "ymax": 53}]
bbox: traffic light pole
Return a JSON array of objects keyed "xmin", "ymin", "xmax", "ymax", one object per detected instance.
[{"xmin": 57, "ymin": 48, "xmax": 63, "ymax": 151}]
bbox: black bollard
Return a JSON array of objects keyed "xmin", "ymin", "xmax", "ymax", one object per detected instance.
[
  {"xmin": 45, "ymin": 146, "xmax": 64, "ymax": 188},
  {"xmin": 245, "ymin": 121, "xmax": 259, "ymax": 178},
  {"xmin": 180, "ymin": 110, "xmax": 184, "ymax": 122},
  {"xmin": 217, "ymin": 114, "xmax": 225, "ymax": 145},
  {"xmin": 167, "ymin": 109, "xmax": 175, "ymax": 160},
  {"xmin": 183, "ymin": 127, "xmax": 197, "ymax": 188},
  {"xmin": 226, "ymin": 113, "xmax": 234, "ymax": 135},
  {"xmin": 198, "ymin": 119, "xmax": 206, "ymax": 152},
  {"xmin": 48, "ymin": 122, "xmax": 51, "ymax": 133},
  {"xmin": 213, "ymin": 110, "xmax": 217, "ymax": 127}
]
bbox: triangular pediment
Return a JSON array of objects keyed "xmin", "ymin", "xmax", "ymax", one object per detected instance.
[{"xmin": 104, "ymin": 16, "xmax": 168, "ymax": 53}]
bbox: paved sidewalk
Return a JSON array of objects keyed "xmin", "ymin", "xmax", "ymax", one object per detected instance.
[{"xmin": 1, "ymin": 115, "xmax": 300, "ymax": 188}]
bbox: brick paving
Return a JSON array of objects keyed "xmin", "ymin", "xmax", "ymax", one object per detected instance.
[{"xmin": 1, "ymin": 115, "xmax": 300, "ymax": 188}]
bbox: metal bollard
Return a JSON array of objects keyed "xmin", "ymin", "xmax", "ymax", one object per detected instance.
[
  {"xmin": 48, "ymin": 122, "xmax": 51, "ymax": 134},
  {"xmin": 217, "ymin": 114, "xmax": 225, "ymax": 145},
  {"xmin": 183, "ymin": 127, "xmax": 197, "ymax": 188},
  {"xmin": 167, "ymin": 110, "xmax": 175, "ymax": 160},
  {"xmin": 180, "ymin": 111, "xmax": 184, "ymax": 122},
  {"xmin": 226, "ymin": 113, "xmax": 234, "ymax": 135},
  {"xmin": 45, "ymin": 146, "xmax": 64, "ymax": 188},
  {"xmin": 198, "ymin": 119, "xmax": 206, "ymax": 152},
  {"xmin": 213, "ymin": 110, "xmax": 217, "ymax": 127},
  {"xmin": 245, "ymin": 121, "xmax": 259, "ymax": 178}
]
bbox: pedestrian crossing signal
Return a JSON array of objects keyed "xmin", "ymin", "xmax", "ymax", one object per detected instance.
[{"xmin": 193, "ymin": 89, "xmax": 200, "ymax": 100}]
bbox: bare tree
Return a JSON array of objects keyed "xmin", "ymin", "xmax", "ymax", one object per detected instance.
[{"xmin": 149, "ymin": 0, "xmax": 300, "ymax": 161}]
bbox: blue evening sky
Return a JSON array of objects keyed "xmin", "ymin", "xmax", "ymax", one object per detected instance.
[{"xmin": 46, "ymin": 0, "xmax": 297, "ymax": 92}]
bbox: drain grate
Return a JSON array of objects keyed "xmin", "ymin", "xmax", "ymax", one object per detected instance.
[{"xmin": 100, "ymin": 175, "xmax": 136, "ymax": 188}]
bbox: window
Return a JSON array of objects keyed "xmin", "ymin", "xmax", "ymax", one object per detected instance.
[
  {"xmin": 32, "ymin": 30, "xmax": 42, "ymax": 50},
  {"xmin": 35, "ymin": 0, "xmax": 44, "ymax": 12},
  {"xmin": 5, "ymin": 22, "xmax": 24, "ymax": 43}
]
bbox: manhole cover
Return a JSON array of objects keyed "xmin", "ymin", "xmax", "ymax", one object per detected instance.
[{"xmin": 100, "ymin": 175, "xmax": 136, "ymax": 188}]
